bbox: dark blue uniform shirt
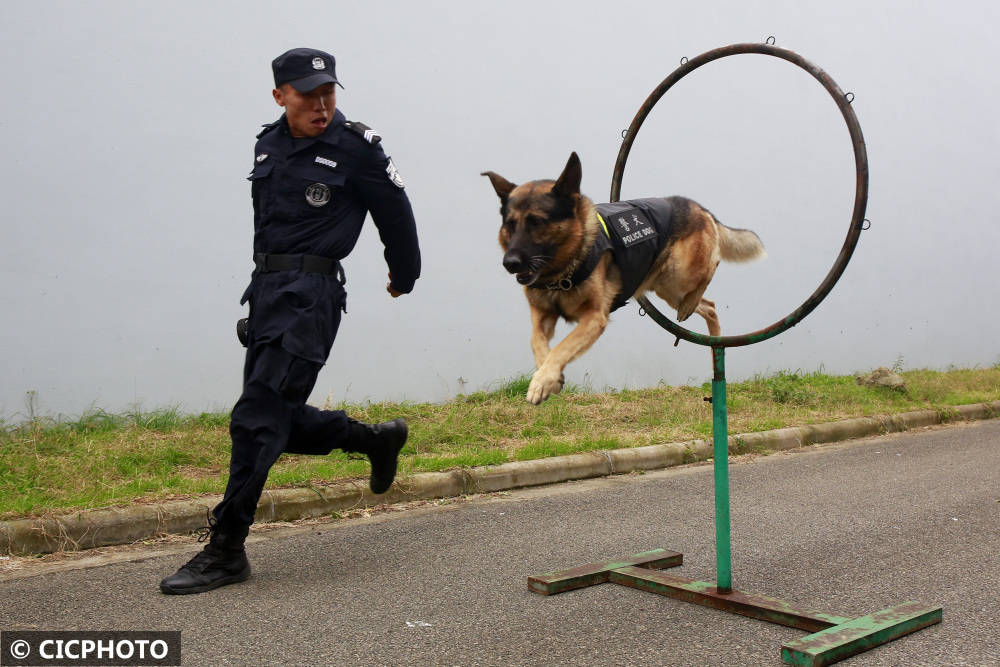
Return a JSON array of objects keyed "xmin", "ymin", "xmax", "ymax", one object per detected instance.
[{"xmin": 242, "ymin": 109, "xmax": 421, "ymax": 362}]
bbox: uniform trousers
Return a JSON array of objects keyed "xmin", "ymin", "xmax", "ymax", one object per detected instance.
[{"xmin": 212, "ymin": 315, "xmax": 350, "ymax": 530}]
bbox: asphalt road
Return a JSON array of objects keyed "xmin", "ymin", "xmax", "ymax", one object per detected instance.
[{"xmin": 2, "ymin": 420, "xmax": 999, "ymax": 666}]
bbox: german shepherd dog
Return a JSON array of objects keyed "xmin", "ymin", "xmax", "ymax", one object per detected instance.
[{"xmin": 483, "ymin": 152, "xmax": 766, "ymax": 404}]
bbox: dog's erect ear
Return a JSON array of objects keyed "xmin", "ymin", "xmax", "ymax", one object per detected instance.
[
  {"xmin": 552, "ymin": 152, "xmax": 582, "ymax": 198},
  {"xmin": 481, "ymin": 171, "xmax": 517, "ymax": 201}
]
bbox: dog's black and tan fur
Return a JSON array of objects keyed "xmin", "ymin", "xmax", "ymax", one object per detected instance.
[{"xmin": 483, "ymin": 152, "xmax": 765, "ymax": 404}]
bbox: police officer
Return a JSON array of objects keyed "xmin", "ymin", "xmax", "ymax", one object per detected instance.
[{"xmin": 160, "ymin": 48, "xmax": 421, "ymax": 594}]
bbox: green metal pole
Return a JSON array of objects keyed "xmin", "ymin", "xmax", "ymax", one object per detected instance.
[{"xmin": 712, "ymin": 346, "xmax": 732, "ymax": 594}]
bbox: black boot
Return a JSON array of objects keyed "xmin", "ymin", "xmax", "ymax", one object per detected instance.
[
  {"xmin": 159, "ymin": 525, "xmax": 251, "ymax": 595},
  {"xmin": 347, "ymin": 418, "xmax": 408, "ymax": 494}
]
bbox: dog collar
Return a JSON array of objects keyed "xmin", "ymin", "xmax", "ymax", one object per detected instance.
[{"xmin": 532, "ymin": 215, "xmax": 612, "ymax": 291}]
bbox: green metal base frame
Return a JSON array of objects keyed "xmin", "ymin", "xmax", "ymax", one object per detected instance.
[{"xmin": 527, "ymin": 551, "xmax": 942, "ymax": 666}]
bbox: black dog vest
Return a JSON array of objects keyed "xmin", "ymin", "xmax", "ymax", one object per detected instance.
[
  {"xmin": 530, "ymin": 197, "xmax": 674, "ymax": 312},
  {"xmin": 594, "ymin": 198, "xmax": 674, "ymax": 311}
]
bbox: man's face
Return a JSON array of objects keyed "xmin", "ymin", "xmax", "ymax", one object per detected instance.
[{"xmin": 273, "ymin": 83, "xmax": 336, "ymax": 138}]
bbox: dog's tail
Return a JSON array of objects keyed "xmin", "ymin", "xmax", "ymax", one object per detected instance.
[{"xmin": 716, "ymin": 221, "xmax": 766, "ymax": 263}]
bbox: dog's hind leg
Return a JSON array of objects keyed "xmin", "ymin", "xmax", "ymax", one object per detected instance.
[
  {"xmin": 695, "ymin": 297, "xmax": 721, "ymax": 336},
  {"xmin": 675, "ymin": 284, "xmax": 704, "ymax": 322},
  {"xmin": 652, "ymin": 285, "xmax": 721, "ymax": 336},
  {"xmin": 650, "ymin": 222, "xmax": 721, "ymax": 325},
  {"xmin": 675, "ymin": 274, "xmax": 713, "ymax": 323}
]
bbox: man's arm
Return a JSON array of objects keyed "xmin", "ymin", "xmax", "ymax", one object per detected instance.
[{"xmin": 354, "ymin": 143, "xmax": 421, "ymax": 295}]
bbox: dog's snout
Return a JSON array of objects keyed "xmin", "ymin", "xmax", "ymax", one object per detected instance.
[{"xmin": 502, "ymin": 252, "xmax": 525, "ymax": 274}]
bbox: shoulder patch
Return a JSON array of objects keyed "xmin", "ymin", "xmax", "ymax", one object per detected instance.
[
  {"xmin": 386, "ymin": 157, "xmax": 404, "ymax": 188},
  {"xmin": 344, "ymin": 120, "xmax": 382, "ymax": 145}
]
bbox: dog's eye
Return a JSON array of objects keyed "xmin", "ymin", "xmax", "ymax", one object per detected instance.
[{"xmin": 524, "ymin": 215, "xmax": 542, "ymax": 227}]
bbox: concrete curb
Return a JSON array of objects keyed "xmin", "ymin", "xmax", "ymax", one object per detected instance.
[{"xmin": 3, "ymin": 401, "xmax": 997, "ymax": 555}]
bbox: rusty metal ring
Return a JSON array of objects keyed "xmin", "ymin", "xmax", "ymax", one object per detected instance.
[{"xmin": 611, "ymin": 43, "xmax": 868, "ymax": 348}]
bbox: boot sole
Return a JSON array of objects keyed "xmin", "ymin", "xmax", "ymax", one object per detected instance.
[{"xmin": 159, "ymin": 566, "xmax": 252, "ymax": 595}]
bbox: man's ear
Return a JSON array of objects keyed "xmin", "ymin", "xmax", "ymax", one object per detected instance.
[
  {"xmin": 272, "ymin": 87, "xmax": 286, "ymax": 107},
  {"xmin": 552, "ymin": 152, "xmax": 582, "ymax": 198},
  {"xmin": 481, "ymin": 171, "xmax": 517, "ymax": 201}
]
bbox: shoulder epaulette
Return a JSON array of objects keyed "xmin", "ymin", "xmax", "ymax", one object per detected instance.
[
  {"xmin": 256, "ymin": 120, "xmax": 280, "ymax": 139},
  {"xmin": 343, "ymin": 120, "xmax": 382, "ymax": 145}
]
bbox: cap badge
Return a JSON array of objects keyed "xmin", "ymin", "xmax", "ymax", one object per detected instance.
[
  {"xmin": 312, "ymin": 57, "xmax": 326, "ymax": 70},
  {"xmin": 256, "ymin": 153, "xmax": 268, "ymax": 163},
  {"xmin": 305, "ymin": 182, "xmax": 331, "ymax": 207}
]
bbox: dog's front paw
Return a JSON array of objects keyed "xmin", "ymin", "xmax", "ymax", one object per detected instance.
[{"xmin": 526, "ymin": 369, "xmax": 565, "ymax": 405}]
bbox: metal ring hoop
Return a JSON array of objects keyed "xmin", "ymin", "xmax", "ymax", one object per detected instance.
[{"xmin": 611, "ymin": 43, "xmax": 868, "ymax": 348}]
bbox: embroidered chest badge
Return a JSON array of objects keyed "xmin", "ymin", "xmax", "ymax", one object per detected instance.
[
  {"xmin": 305, "ymin": 183, "xmax": 331, "ymax": 207},
  {"xmin": 314, "ymin": 156, "xmax": 337, "ymax": 169}
]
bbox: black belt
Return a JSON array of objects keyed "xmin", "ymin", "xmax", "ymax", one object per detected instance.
[{"xmin": 254, "ymin": 253, "xmax": 345, "ymax": 284}]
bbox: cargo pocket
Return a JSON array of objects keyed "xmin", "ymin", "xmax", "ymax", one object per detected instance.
[
  {"xmin": 276, "ymin": 275, "xmax": 319, "ymax": 312},
  {"xmin": 277, "ymin": 275, "xmax": 345, "ymax": 364},
  {"xmin": 277, "ymin": 355, "xmax": 321, "ymax": 403}
]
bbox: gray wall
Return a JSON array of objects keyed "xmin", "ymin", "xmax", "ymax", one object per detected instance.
[{"xmin": 1, "ymin": 1, "xmax": 997, "ymax": 419}]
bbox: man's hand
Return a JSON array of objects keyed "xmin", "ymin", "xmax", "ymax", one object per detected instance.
[{"xmin": 386, "ymin": 273, "xmax": 404, "ymax": 298}]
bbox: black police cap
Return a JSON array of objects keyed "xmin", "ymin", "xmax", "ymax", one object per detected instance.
[{"xmin": 272, "ymin": 48, "xmax": 343, "ymax": 92}]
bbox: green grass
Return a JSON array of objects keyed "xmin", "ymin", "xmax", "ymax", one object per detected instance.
[{"xmin": 1, "ymin": 366, "xmax": 998, "ymax": 519}]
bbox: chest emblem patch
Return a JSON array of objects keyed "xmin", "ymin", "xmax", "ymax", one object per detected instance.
[
  {"xmin": 314, "ymin": 156, "xmax": 337, "ymax": 169},
  {"xmin": 608, "ymin": 208, "xmax": 656, "ymax": 248},
  {"xmin": 386, "ymin": 157, "xmax": 404, "ymax": 188},
  {"xmin": 305, "ymin": 182, "xmax": 331, "ymax": 207}
]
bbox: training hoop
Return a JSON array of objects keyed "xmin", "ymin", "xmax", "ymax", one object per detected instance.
[{"xmin": 610, "ymin": 42, "xmax": 868, "ymax": 348}]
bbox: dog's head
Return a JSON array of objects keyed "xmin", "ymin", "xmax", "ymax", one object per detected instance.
[{"xmin": 482, "ymin": 152, "xmax": 586, "ymax": 286}]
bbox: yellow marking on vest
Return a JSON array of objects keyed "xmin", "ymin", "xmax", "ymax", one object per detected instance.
[{"xmin": 596, "ymin": 212, "xmax": 611, "ymax": 238}]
